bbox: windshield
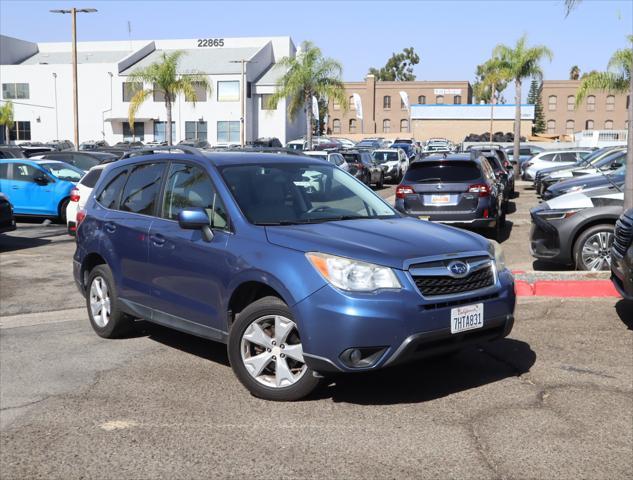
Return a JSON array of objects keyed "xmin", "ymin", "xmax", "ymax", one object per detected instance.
[
  {"xmin": 305, "ymin": 153, "xmax": 327, "ymax": 161},
  {"xmin": 220, "ymin": 163, "xmax": 397, "ymax": 225},
  {"xmin": 372, "ymin": 151, "xmax": 399, "ymax": 163},
  {"xmin": 595, "ymin": 151, "xmax": 627, "ymax": 170},
  {"xmin": 39, "ymin": 162, "xmax": 83, "ymax": 182}
]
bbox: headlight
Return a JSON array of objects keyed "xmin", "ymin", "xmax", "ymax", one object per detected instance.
[
  {"xmin": 306, "ymin": 252, "xmax": 401, "ymax": 292},
  {"xmin": 535, "ymin": 208, "xmax": 581, "ymax": 220},
  {"xmin": 487, "ymin": 241, "xmax": 506, "ymax": 271}
]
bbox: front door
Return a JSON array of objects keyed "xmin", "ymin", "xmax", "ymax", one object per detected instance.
[
  {"xmin": 6, "ymin": 162, "xmax": 55, "ymax": 215},
  {"xmin": 147, "ymin": 161, "xmax": 231, "ymax": 334}
]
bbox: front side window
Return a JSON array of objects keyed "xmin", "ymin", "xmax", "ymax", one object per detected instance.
[
  {"xmin": 12, "ymin": 162, "xmax": 39, "ymax": 182},
  {"xmin": 217, "ymin": 121, "xmax": 240, "ymax": 143},
  {"xmin": 122, "ymin": 82, "xmax": 142, "ymax": 102},
  {"xmin": 185, "ymin": 121, "xmax": 207, "ymax": 141},
  {"xmin": 220, "ymin": 163, "xmax": 396, "ymax": 225},
  {"xmin": 2, "ymin": 83, "xmax": 29, "ymax": 99},
  {"xmin": 162, "ymin": 162, "xmax": 228, "ymax": 230},
  {"xmin": 96, "ymin": 168, "xmax": 128, "ymax": 209},
  {"xmin": 217, "ymin": 81, "xmax": 240, "ymax": 102},
  {"xmin": 9, "ymin": 121, "xmax": 31, "ymax": 141},
  {"xmin": 120, "ymin": 163, "xmax": 166, "ymax": 215}
]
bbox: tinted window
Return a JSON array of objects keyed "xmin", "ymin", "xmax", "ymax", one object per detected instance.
[
  {"xmin": 80, "ymin": 169, "xmax": 103, "ymax": 188},
  {"xmin": 162, "ymin": 163, "xmax": 228, "ymax": 230},
  {"xmin": 341, "ymin": 153, "xmax": 360, "ymax": 163},
  {"xmin": 12, "ymin": 163, "xmax": 40, "ymax": 182},
  {"xmin": 405, "ymin": 161, "xmax": 481, "ymax": 183},
  {"xmin": 120, "ymin": 163, "xmax": 166, "ymax": 215},
  {"xmin": 69, "ymin": 154, "xmax": 100, "ymax": 171},
  {"xmin": 519, "ymin": 148, "xmax": 532, "ymax": 155},
  {"xmin": 0, "ymin": 163, "xmax": 8, "ymax": 179},
  {"xmin": 39, "ymin": 162, "xmax": 82, "ymax": 182},
  {"xmin": 540, "ymin": 153, "xmax": 556, "ymax": 161},
  {"xmin": 97, "ymin": 168, "xmax": 128, "ymax": 209},
  {"xmin": 559, "ymin": 152, "xmax": 578, "ymax": 162}
]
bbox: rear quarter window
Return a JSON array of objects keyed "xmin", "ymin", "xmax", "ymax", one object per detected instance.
[
  {"xmin": 80, "ymin": 169, "xmax": 103, "ymax": 188},
  {"xmin": 405, "ymin": 161, "xmax": 481, "ymax": 183},
  {"xmin": 96, "ymin": 167, "xmax": 129, "ymax": 209}
]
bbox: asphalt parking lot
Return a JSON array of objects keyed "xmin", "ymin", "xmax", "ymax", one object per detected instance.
[{"xmin": 1, "ymin": 183, "xmax": 631, "ymax": 479}]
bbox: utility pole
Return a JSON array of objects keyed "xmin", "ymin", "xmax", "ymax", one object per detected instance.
[
  {"xmin": 52, "ymin": 73, "xmax": 59, "ymax": 140},
  {"xmin": 50, "ymin": 7, "xmax": 97, "ymax": 150},
  {"xmin": 230, "ymin": 59, "xmax": 255, "ymax": 147}
]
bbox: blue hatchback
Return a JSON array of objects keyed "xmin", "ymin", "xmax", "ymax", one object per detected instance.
[
  {"xmin": 0, "ymin": 158, "xmax": 80, "ymax": 221},
  {"xmin": 74, "ymin": 149, "xmax": 516, "ymax": 400}
]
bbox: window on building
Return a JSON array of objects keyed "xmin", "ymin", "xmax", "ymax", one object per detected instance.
[
  {"xmin": 120, "ymin": 163, "xmax": 166, "ymax": 216},
  {"xmin": 122, "ymin": 82, "xmax": 142, "ymax": 102},
  {"xmin": 153, "ymin": 83, "xmax": 167, "ymax": 102},
  {"xmin": 153, "ymin": 121, "xmax": 175, "ymax": 143},
  {"xmin": 217, "ymin": 81, "xmax": 240, "ymax": 102},
  {"xmin": 185, "ymin": 82, "xmax": 208, "ymax": 102},
  {"xmin": 383, "ymin": 96, "xmax": 391, "ymax": 109},
  {"xmin": 436, "ymin": 95, "xmax": 444, "ymax": 104},
  {"xmin": 400, "ymin": 119, "xmax": 409, "ymax": 132},
  {"xmin": 2, "ymin": 83, "xmax": 29, "ymax": 100},
  {"xmin": 453, "ymin": 95, "xmax": 462, "ymax": 105},
  {"xmin": 217, "ymin": 121, "xmax": 240, "ymax": 143},
  {"xmin": 606, "ymin": 95, "xmax": 615, "ymax": 111},
  {"xmin": 261, "ymin": 94, "xmax": 277, "ymax": 110},
  {"xmin": 123, "ymin": 122, "xmax": 145, "ymax": 141},
  {"xmin": 349, "ymin": 119, "xmax": 356, "ymax": 133},
  {"xmin": 8, "ymin": 121, "xmax": 31, "ymax": 141},
  {"xmin": 627, "ymin": 95, "xmax": 630, "ymax": 109},
  {"xmin": 185, "ymin": 121, "xmax": 207, "ymax": 140},
  {"xmin": 383, "ymin": 119, "xmax": 391, "ymax": 133},
  {"xmin": 332, "ymin": 119, "xmax": 341, "ymax": 134},
  {"xmin": 587, "ymin": 95, "xmax": 596, "ymax": 111},
  {"xmin": 349, "ymin": 96, "xmax": 355, "ymax": 110},
  {"xmin": 418, "ymin": 95, "xmax": 426, "ymax": 104},
  {"xmin": 604, "ymin": 120, "xmax": 614, "ymax": 130},
  {"xmin": 547, "ymin": 119, "xmax": 556, "ymax": 134},
  {"xmin": 333, "ymin": 99, "xmax": 340, "ymax": 110},
  {"xmin": 548, "ymin": 95, "xmax": 557, "ymax": 111},
  {"xmin": 566, "ymin": 120, "xmax": 575, "ymax": 135},
  {"xmin": 585, "ymin": 119, "xmax": 594, "ymax": 130},
  {"xmin": 567, "ymin": 95, "xmax": 575, "ymax": 111}
]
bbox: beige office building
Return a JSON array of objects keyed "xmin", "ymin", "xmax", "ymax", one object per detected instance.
[{"xmin": 540, "ymin": 80, "xmax": 630, "ymax": 137}]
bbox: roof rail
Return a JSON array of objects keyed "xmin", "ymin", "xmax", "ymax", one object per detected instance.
[{"xmin": 120, "ymin": 145, "xmax": 205, "ymax": 159}]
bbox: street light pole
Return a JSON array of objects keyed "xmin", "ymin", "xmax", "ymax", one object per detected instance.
[
  {"xmin": 52, "ymin": 73, "xmax": 59, "ymax": 140},
  {"xmin": 230, "ymin": 59, "xmax": 255, "ymax": 147},
  {"xmin": 50, "ymin": 7, "xmax": 97, "ymax": 150}
]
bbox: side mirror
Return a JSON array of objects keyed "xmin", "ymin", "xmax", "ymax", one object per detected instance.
[
  {"xmin": 610, "ymin": 162, "xmax": 622, "ymax": 170},
  {"xmin": 33, "ymin": 174, "xmax": 50, "ymax": 185},
  {"xmin": 177, "ymin": 207, "xmax": 214, "ymax": 241}
]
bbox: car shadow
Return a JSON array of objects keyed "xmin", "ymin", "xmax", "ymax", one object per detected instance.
[
  {"xmin": 531, "ymin": 260, "xmax": 575, "ymax": 271},
  {"xmin": 505, "ymin": 201, "xmax": 517, "ymax": 214},
  {"xmin": 615, "ymin": 300, "xmax": 633, "ymax": 330},
  {"xmin": 314, "ymin": 338, "xmax": 536, "ymax": 405},
  {"xmin": 471, "ymin": 220, "xmax": 514, "ymax": 243},
  {"xmin": 0, "ymin": 234, "xmax": 52, "ymax": 252}
]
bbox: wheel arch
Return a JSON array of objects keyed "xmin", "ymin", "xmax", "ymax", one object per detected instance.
[
  {"xmin": 80, "ymin": 252, "xmax": 107, "ymax": 290},
  {"xmin": 569, "ymin": 216, "xmax": 618, "ymax": 259},
  {"xmin": 227, "ymin": 280, "xmax": 286, "ymax": 327}
]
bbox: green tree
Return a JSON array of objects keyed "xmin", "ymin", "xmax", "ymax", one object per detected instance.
[
  {"xmin": 473, "ymin": 61, "xmax": 507, "ymax": 104},
  {"xmin": 0, "ymin": 101, "xmax": 14, "ymax": 143},
  {"xmin": 569, "ymin": 65, "xmax": 581, "ymax": 80},
  {"xmin": 493, "ymin": 35, "xmax": 553, "ymax": 175},
  {"xmin": 575, "ymin": 36, "xmax": 632, "ymax": 208},
  {"xmin": 270, "ymin": 41, "xmax": 347, "ymax": 150},
  {"xmin": 527, "ymin": 79, "xmax": 545, "ymax": 134},
  {"xmin": 368, "ymin": 47, "xmax": 420, "ymax": 81},
  {"xmin": 127, "ymin": 51, "xmax": 211, "ymax": 146}
]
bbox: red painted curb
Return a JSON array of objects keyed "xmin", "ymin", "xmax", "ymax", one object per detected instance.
[
  {"xmin": 515, "ymin": 280, "xmax": 534, "ymax": 296},
  {"xmin": 532, "ymin": 280, "xmax": 620, "ymax": 298}
]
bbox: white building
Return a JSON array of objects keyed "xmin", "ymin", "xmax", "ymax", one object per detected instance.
[{"xmin": 0, "ymin": 35, "xmax": 305, "ymax": 145}]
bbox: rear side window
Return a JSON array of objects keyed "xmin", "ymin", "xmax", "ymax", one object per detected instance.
[
  {"xmin": 120, "ymin": 163, "xmax": 166, "ymax": 215},
  {"xmin": 341, "ymin": 153, "xmax": 359, "ymax": 163},
  {"xmin": 405, "ymin": 161, "xmax": 481, "ymax": 183},
  {"xmin": 540, "ymin": 153, "xmax": 556, "ymax": 161},
  {"xmin": 80, "ymin": 168, "xmax": 103, "ymax": 188},
  {"xmin": 72, "ymin": 154, "xmax": 101, "ymax": 171},
  {"xmin": 559, "ymin": 152, "xmax": 578, "ymax": 162},
  {"xmin": 519, "ymin": 148, "xmax": 532, "ymax": 155},
  {"xmin": 97, "ymin": 168, "xmax": 128, "ymax": 209}
]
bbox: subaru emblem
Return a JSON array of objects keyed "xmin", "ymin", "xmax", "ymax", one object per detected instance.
[
  {"xmin": 447, "ymin": 260, "xmax": 469, "ymax": 277},
  {"xmin": 436, "ymin": 184, "xmax": 443, "ymax": 190}
]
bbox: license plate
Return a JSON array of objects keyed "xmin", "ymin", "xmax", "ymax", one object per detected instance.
[
  {"xmin": 431, "ymin": 194, "xmax": 450, "ymax": 204},
  {"xmin": 418, "ymin": 216, "xmax": 430, "ymax": 221},
  {"xmin": 450, "ymin": 303, "xmax": 484, "ymax": 334}
]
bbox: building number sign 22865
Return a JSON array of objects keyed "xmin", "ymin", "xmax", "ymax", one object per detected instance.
[{"xmin": 197, "ymin": 38, "xmax": 225, "ymax": 47}]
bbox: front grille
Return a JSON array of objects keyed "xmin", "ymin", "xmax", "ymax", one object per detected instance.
[
  {"xmin": 613, "ymin": 214, "xmax": 633, "ymax": 256},
  {"xmin": 413, "ymin": 265, "xmax": 495, "ymax": 296}
]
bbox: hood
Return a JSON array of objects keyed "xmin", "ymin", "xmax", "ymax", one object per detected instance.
[
  {"xmin": 545, "ymin": 187, "xmax": 624, "ymax": 210},
  {"xmin": 265, "ymin": 217, "xmax": 489, "ymax": 270},
  {"xmin": 548, "ymin": 172, "xmax": 623, "ymax": 196}
]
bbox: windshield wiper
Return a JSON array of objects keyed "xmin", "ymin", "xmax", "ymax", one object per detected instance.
[
  {"xmin": 416, "ymin": 177, "xmax": 442, "ymax": 183},
  {"xmin": 254, "ymin": 220, "xmax": 306, "ymax": 226}
]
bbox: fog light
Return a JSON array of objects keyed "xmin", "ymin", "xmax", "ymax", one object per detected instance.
[
  {"xmin": 339, "ymin": 347, "xmax": 388, "ymax": 368},
  {"xmin": 350, "ymin": 349, "xmax": 362, "ymax": 364}
]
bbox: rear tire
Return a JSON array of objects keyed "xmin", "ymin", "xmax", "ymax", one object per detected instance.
[
  {"xmin": 58, "ymin": 198, "xmax": 69, "ymax": 224},
  {"xmin": 573, "ymin": 224, "xmax": 614, "ymax": 271},
  {"xmin": 86, "ymin": 265, "xmax": 134, "ymax": 338}
]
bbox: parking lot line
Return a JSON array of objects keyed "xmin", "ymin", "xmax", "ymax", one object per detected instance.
[{"xmin": 0, "ymin": 308, "xmax": 85, "ymax": 329}]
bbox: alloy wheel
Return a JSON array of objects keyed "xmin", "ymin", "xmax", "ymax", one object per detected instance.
[
  {"xmin": 89, "ymin": 276, "xmax": 111, "ymax": 327},
  {"xmin": 240, "ymin": 315, "xmax": 307, "ymax": 388},
  {"xmin": 581, "ymin": 231, "xmax": 613, "ymax": 271}
]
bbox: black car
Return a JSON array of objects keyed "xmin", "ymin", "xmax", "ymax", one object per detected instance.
[
  {"xmin": 394, "ymin": 154, "xmax": 506, "ymax": 239},
  {"xmin": 611, "ymin": 208, "xmax": 633, "ymax": 300},
  {"xmin": 0, "ymin": 192, "xmax": 16, "ymax": 234},
  {"xmin": 340, "ymin": 149, "xmax": 384, "ymax": 187},
  {"xmin": 179, "ymin": 138, "xmax": 211, "ymax": 149},
  {"xmin": 250, "ymin": 137, "xmax": 283, "ymax": 148},
  {"xmin": 29, "ymin": 151, "xmax": 117, "ymax": 172},
  {"xmin": 472, "ymin": 147, "xmax": 514, "ymax": 203},
  {"xmin": 542, "ymin": 168, "xmax": 625, "ymax": 201},
  {"xmin": 391, "ymin": 142, "xmax": 417, "ymax": 160},
  {"xmin": 0, "ymin": 145, "xmax": 27, "ymax": 159}
]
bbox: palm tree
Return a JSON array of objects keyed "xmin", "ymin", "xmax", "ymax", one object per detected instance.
[
  {"xmin": 270, "ymin": 41, "xmax": 347, "ymax": 150},
  {"xmin": 569, "ymin": 65, "xmax": 581, "ymax": 80},
  {"xmin": 493, "ymin": 35, "xmax": 553, "ymax": 175},
  {"xmin": 128, "ymin": 51, "xmax": 210, "ymax": 146},
  {"xmin": 575, "ymin": 36, "xmax": 633, "ymax": 208},
  {"xmin": 0, "ymin": 101, "xmax": 14, "ymax": 144},
  {"xmin": 476, "ymin": 59, "xmax": 510, "ymax": 144},
  {"xmin": 564, "ymin": 0, "xmax": 582, "ymax": 16}
]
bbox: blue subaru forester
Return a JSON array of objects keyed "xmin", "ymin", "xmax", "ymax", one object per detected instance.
[{"xmin": 74, "ymin": 148, "xmax": 516, "ymax": 401}]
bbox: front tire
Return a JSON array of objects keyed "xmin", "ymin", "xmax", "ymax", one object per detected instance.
[
  {"xmin": 228, "ymin": 296, "xmax": 320, "ymax": 401},
  {"xmin": 573, "ymin": 224, "xmax": 614, "ymax": 271},
  {"xmin": 86, "ymin": 264, "xmax": 133, "ymax": 338}
]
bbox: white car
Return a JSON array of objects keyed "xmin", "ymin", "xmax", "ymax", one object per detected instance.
[
  {"xmin": 330, "ymin": 137, "xmax": 356, "ymax": 148},
  {"xmin": 371, "ymin": 148, "xmax": 409, "ymax": 183},
  {"xmin": 66, "ymin": 164, "xmax": 106, "ymax": 235},
  {"xmin": 523, "ymin": 149, "xmax": 593, "ymax": 180},
  {"xmin": 303, "ymin": 151, "xmax": 349, "ymax": 171}
]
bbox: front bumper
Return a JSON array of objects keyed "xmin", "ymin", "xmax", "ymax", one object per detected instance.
[
  {"xmin": 295, "ymin": 269, "xmax": 516, "ymax": 373},
  {"xmin": 394, "ymin": 201, "xmax": 497, "ymax": 226}
]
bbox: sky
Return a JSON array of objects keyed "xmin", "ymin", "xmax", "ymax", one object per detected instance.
[{"xmin": 1, "ymin": 0, "xmax": 631, "ymax": 99}]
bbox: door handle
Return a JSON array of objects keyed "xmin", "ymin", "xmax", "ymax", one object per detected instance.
[
  {"xmin": 11, "ymin": 185, "xmax": 20, "ymax": 190},
  {"xmin": 104, "ymin": 222, "xmax": 116, "ymax": 233},
  {"xmin": 150, "ymin": 234, "xmax": 165, "ymax": 247}
]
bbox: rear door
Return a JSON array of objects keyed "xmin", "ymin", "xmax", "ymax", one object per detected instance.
[{"xmin": 402, "ymin": 161, "xmax": 483, "ymax": 212}]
